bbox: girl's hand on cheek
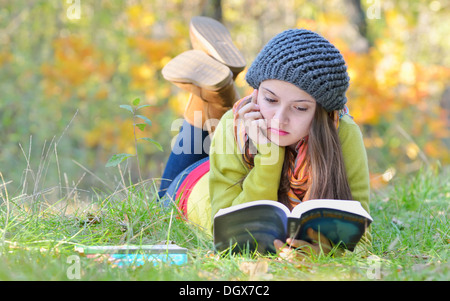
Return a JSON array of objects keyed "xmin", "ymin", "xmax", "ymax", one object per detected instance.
[{"xmin": 237, "ymin": 89, "xmax": 270, "ymax": 145}]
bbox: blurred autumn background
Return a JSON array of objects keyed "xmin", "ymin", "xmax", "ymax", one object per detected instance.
[{"xmin": 1, "ymin": 0, "xmax": 449, "ymax": 202}]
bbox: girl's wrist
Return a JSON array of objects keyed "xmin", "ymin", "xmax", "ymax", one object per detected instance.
[{"xmin": 255, "ymin": 142, "xmax": 285, "ymax": 166}]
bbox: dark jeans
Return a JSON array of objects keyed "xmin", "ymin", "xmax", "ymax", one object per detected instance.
[{"xmin": 158, "ymin": 120, "xmax": 210, "ymax": 199}]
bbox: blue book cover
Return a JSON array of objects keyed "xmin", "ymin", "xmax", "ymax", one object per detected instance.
[{"xmin": 75, "ymin": 244, "xmax": 188, "ymax": 266}]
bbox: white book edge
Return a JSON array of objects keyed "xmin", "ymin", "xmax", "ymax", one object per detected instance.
[
  {"xmin": 291, "ymin": 199, "xmax": 373, "ymax": 221},
  {"xmin": 214, "ymin": 199, "xmax": 372, "ymax": 221},
  {"xmin": 214, "ymin": 200, "xmax": 291, "ymax": 218}
]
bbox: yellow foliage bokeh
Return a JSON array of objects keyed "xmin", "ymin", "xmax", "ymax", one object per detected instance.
[
  {"xmin": 41, "ymin": 36, "xmax": 114, "ymax": 101},
  {"xmin": 9, "ymin": 0, "xmax": 447, "ymax": 189}
]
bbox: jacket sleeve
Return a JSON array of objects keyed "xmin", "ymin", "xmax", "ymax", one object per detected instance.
[
  {"xmin": 209, "ymin": 110, "xmax": 285, "ymax": 220},
  {"xmin": 338, "ymin": 115, "xmax": 372, "ymax": 250}
]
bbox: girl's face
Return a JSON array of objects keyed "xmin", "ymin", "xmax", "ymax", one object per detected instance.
[{"xmin": 257, "ymin": 79, "xmax": 317, "ymax": 148}]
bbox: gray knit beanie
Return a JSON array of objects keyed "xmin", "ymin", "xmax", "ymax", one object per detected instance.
[{"xmin": 245, "ymin": 29, "xmax": 349, "ymax": 112}]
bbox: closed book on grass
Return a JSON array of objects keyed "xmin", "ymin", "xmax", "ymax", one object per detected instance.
[
  {"xmin": 75, "ymin": 244, "xmax": 188, "ymax": 266},
  {"xmin": 213, "ymin": 199, "xmax": 372, "ymax": 254}
]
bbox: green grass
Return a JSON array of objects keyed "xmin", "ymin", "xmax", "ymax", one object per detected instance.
[{"xmin": 0, "ymin": 166, "xmax": 448, "ymax": 281}]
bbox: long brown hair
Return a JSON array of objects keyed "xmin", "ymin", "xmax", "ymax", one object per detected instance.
[{"xmin": 278, "ymin": 104, "xmax": 353, "ymax": 209}]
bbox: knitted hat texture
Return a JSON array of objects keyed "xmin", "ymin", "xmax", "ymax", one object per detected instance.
[{"xmin": 245, "ymin": 29, "xmax": 350, "ymax": 112}]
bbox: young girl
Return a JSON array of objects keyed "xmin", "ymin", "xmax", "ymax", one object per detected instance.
[{"xmin": 159, "ymin": 17, "xmax": 371, "ymax": 257}]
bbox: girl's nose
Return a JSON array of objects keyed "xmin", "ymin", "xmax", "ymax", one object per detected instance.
[{"xmin": 273, "ymin": 108, "xmax": 288, "ymax": 124}]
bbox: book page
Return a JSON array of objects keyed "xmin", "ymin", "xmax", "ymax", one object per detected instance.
[
  {"xmin": 290, "ymin": 199, "xmax": 372, "ymax": 220},
  {"xmin": 214, "ymin": 200, "xmax": 291, "ymax": 218}
]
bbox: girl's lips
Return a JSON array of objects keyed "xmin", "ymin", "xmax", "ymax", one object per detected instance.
[{"xmin": 269, "ymin": 128, "xmax": 289, "ymax": 136}]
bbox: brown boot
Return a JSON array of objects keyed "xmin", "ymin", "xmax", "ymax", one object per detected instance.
[
  {"xmin": 162, "ymin": 50, "xmax": 240, "ymax": 133},
  {"xmin": 183, "ymin": 94, "xmax": 207, "ymax": 129},
  {"xmin": 189, "ymin": 16, "xmax": 246, "ymax": 80},
  {"xmin": 183, "ymin": 93, "xmax": 232, "ymax": 134}
]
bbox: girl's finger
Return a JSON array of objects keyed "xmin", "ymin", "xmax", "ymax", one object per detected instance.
[
  {"xmin": 257, "ymin": 119, "xmax": 269, "ymax": 139},
  {"xmin": 274, "ymin": 239, "xmax": 286, "ymax": 251},
  {"xmin": 307, "ymin": 228, "xmax": 331, "ymax": 247},
  {"xmin": 286, "ymin": 238, "xmax": 310, "ymax": 248},
  {"xmin": 238, "ymin": 102, "xmax": 259, "ymax": 118},
  {"xmin": 244, "ymin": 111, "xmax": 263, "ymax": 120},
  {"xmin": 250, "ymin": 89, "xmax": 258, "ymax": 104}
]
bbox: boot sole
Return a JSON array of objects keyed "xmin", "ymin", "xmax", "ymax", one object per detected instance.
[
  {"xmin": 162, "ymin": 50, "xmax": 232, "ymax": 91},
  {"xmin": 190, "ymin": 16, "xmax": 246, "ymax": 75}
]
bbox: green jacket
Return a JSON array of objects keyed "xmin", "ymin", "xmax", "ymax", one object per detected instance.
[{"xmin": 188, "ymin": 109, "xmax": 372, "ymax": 251}]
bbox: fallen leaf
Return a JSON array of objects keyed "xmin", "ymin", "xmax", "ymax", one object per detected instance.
[{"xmin": 239, "ymin": 260, "xmax": 273, "ymax": 281}]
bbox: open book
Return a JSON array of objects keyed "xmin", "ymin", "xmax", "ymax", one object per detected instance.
[{"xmin": 213, "ymin": 199, "xmax": 372, "ymax": 254}]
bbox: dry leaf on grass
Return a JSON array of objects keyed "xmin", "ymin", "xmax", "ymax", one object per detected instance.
[{"xmin": 239, "ymin": 260, "xmax": 273, "ymax": 280}]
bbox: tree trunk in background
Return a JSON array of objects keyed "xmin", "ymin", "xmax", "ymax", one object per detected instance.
[
  {"xmin": 200, "ymin": 0, "xmax": 222, "ymax": 22},
  {"xmin": 345, "ymin": 0, "xmax": 373, "ymax": 48}
]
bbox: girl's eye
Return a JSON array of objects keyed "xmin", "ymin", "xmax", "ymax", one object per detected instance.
[
  {"xmin": 264, "ymin": 97, "xmax": 276, "ymax": 103},
  {"xmin": 295, "ymin": 107, "xmax": 308, "ymax": 112}
]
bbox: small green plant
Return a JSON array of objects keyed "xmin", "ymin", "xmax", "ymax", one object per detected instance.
[{"xmin": 105, "ymin": 98, "xmax": 163, "ymax": 182}]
